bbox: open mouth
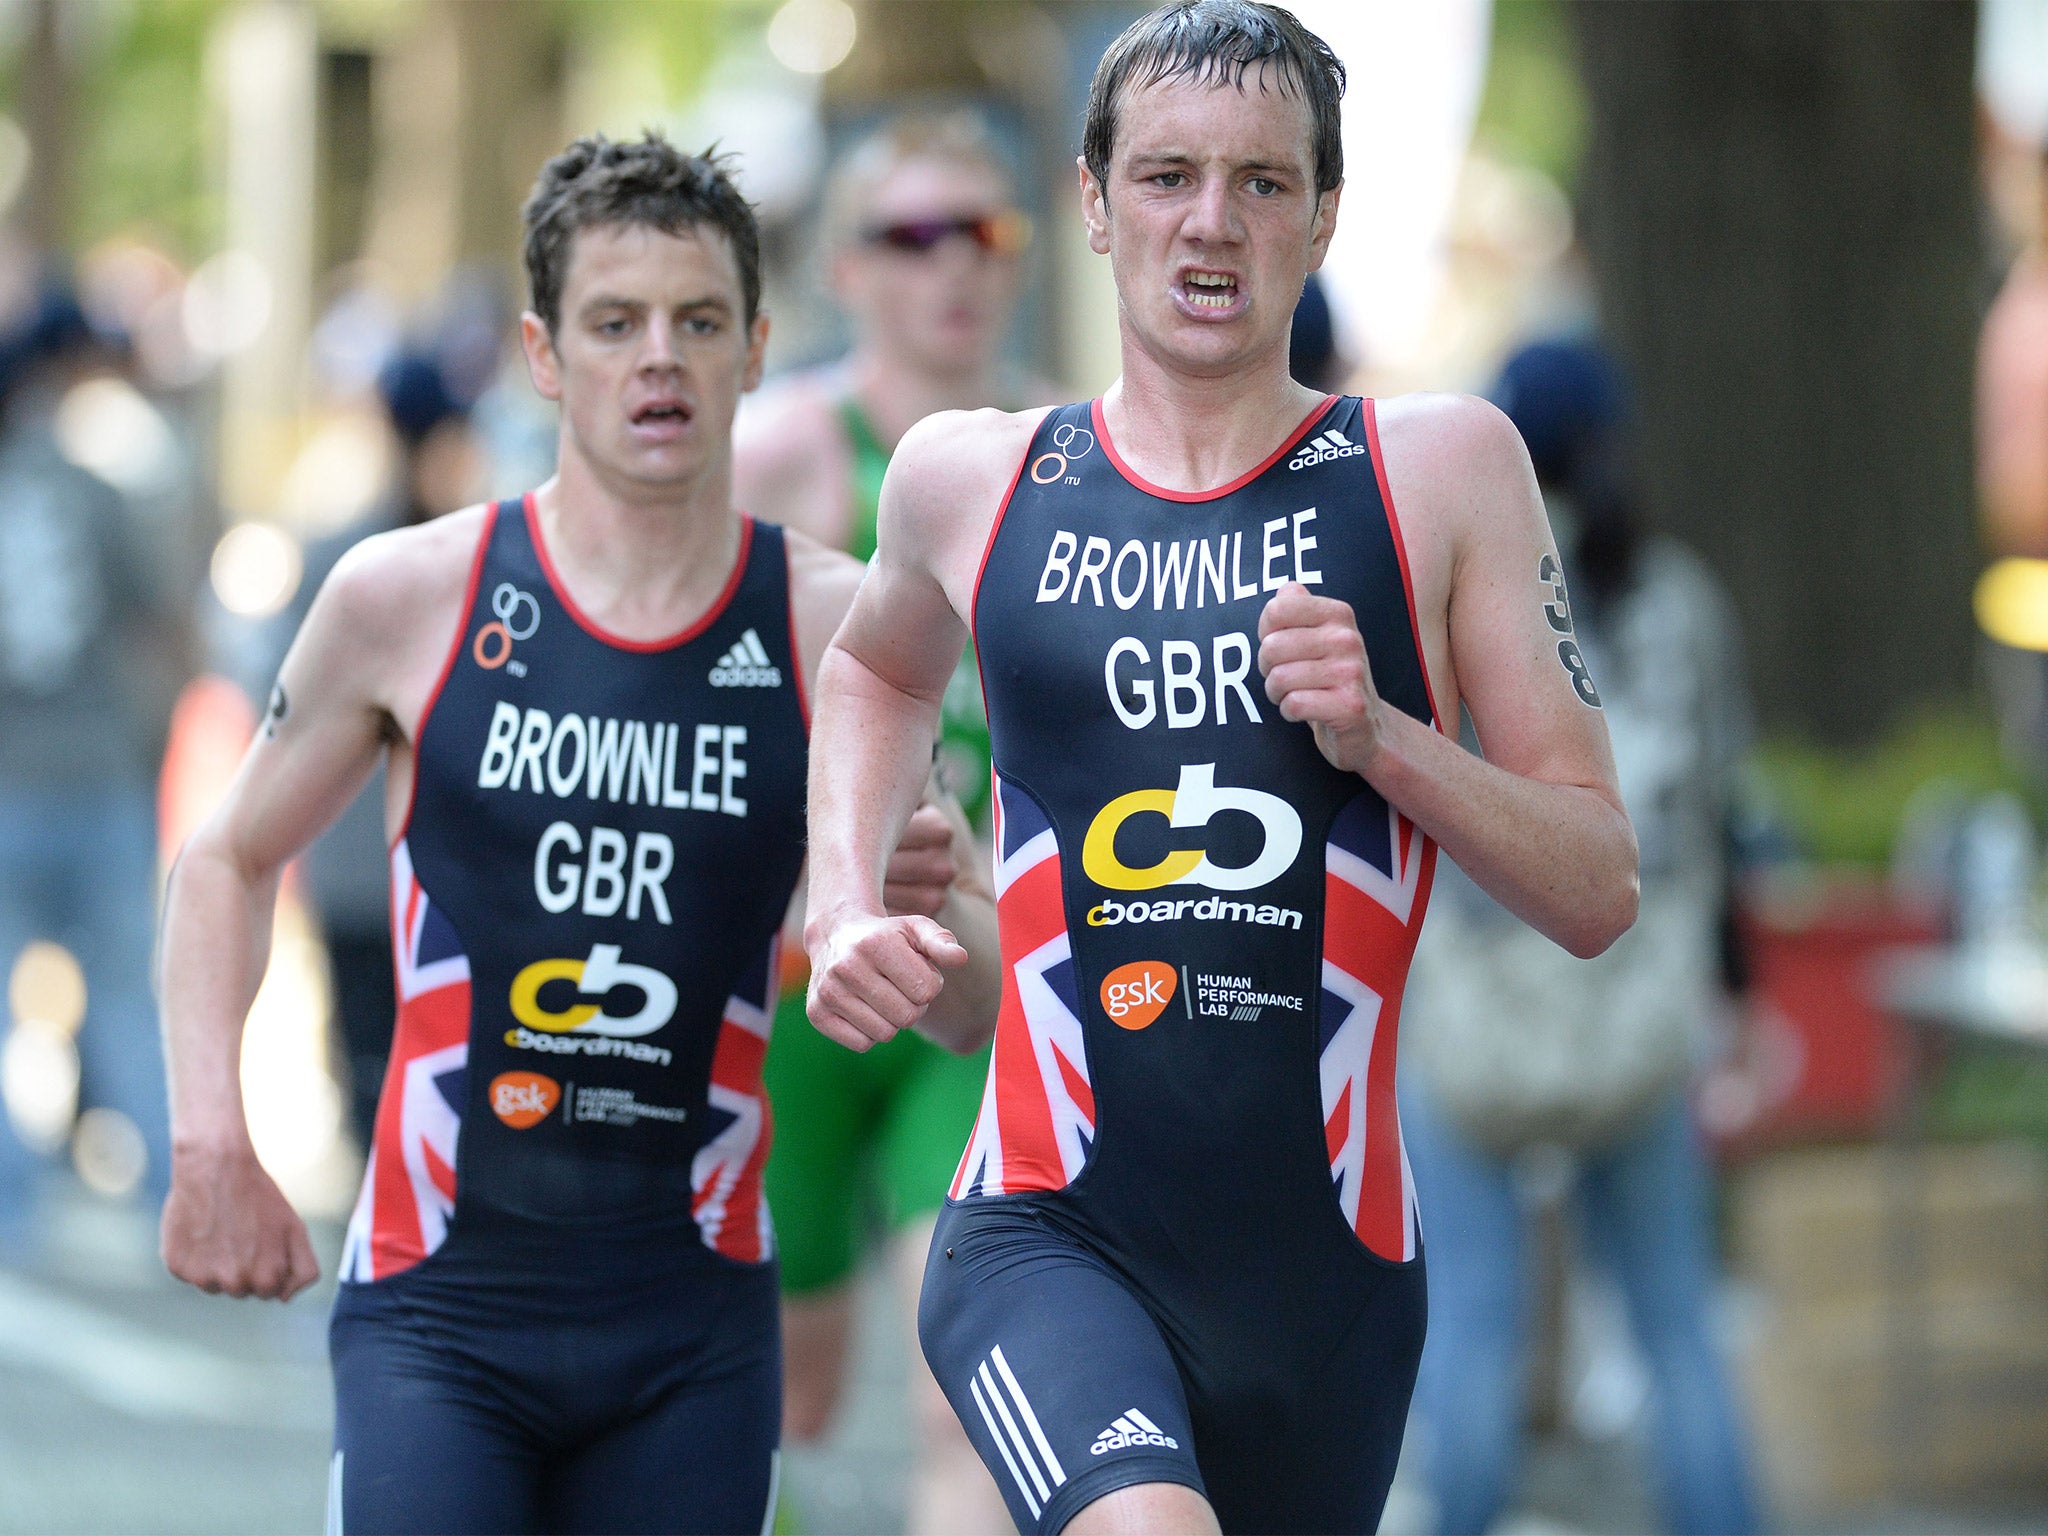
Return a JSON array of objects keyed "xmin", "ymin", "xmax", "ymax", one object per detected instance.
[
  {"xmin": 1180, "ymin": 269, "xmax": 1240, "ymax": 311},
  {"xmin": 631, "ymin": 400, "xmax": 692, "ymax": 427}
]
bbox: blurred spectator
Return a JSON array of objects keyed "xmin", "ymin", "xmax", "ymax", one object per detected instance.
[
  {"xmin": 0, "ymin": 268, "xmax": 181, "ymax": 1245},
  {"xmin": 1289, "ymin": 270, "xmax": 1351, "ymax": 393},
  {"xmin": 1399, "ymin": 339, "xmax": 1763, "ymax": 1536},
  {"xmin": 733, "ymin": 110, "xmax": 1052, "ymax": 1536},
  {"xmin": 220, "ymin": 342, "xmax": 482, "ymax": 1152}
]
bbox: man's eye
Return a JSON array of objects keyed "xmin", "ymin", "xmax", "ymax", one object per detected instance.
[
  {"xmin": 1153, "ymin": 172, "xmax": 1187, "ymax": 189},
  {"xmin": 1249, "ymin": 177, "xmax": 1280, "ymax": 196},
  {"xmin": 686, "ymin": 317, "xmax": 721, "ymax": 336},
  {"xmin": 596, "ymin": 318, "xmax": 630, "ymax": 336}
]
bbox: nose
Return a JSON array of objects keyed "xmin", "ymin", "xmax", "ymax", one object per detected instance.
[
  {"xmin": 638, "ymin": 319, "xmax": 682, "ymax": 372},
  {"xmin": 1181, "ymin": 177, "xmax": 1240, "ymax": 246}
]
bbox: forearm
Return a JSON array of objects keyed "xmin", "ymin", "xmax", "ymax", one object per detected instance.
[
  {"xmin": 1366, "ymin": 708, "xmax": 1638, "ymax": 956},
  {"xmin": 804, "ymin": 642, "xmax": 945, "ymax": 939},
  {"xmin": 159, "ymin": 831, "xmax": 282, "ymax": 1155}
]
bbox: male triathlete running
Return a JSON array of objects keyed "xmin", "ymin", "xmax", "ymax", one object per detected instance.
[
  {"xmin": 734, "ymin": 111, "xmax": 1049, "ymax": 1534},
  {"xmin": 803, "ymin": 4, "xmax": 1640, "ymax": 1534},
  {"xmin": 157, "ymin": 135, "xmax": 995, "ymax": 1534}
]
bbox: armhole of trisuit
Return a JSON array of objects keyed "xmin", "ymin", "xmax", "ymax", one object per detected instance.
[
  {"xmin": 967, "ymin": 422, "xmax": 1043, "ymax": 739},
  {"xmin": 1364, "ymin": 398, "xmax": 1447, "ymax": 734},
  {"xmin": 390, "ymin": 500, "xmax": 498, "ymax": 852}
]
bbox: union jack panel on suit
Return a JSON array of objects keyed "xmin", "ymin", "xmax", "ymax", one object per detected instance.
[
  {"xmin": 340, "ymin": 838, "xmax": 471, "ymax": 1282},
  {"xmin": 1321, "ymin": 792, "xmax": 1437, "ymax": 1263},
  {"xmin": 951, "ymin": 773, "xmax": 1096, "ymax": 1201},
  {"xmin": 691, "ymin": 932, "xmax": 778, "ymax": 1262}
]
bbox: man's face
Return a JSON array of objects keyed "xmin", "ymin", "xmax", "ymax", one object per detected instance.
[
  {"xmin": 521, "ymin": 221, "xmax": 767, "ymax": 495},
  {"xmin": 1083, "ymin": 68, "xmax": 1338, "ymax": 379},
  {"xmin": 834, "ymin": 155, "xmax": 1025, "ymax": 377}
]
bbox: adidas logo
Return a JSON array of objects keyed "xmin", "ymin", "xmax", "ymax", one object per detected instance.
[
  {"xmin": 1288, "ymin": 426, "xmax": 1365, "ymax": 470},
  {"xmin": 1090, "ymin": 1408, "xmax": 1179, "ymax": 1456},
  {"xmin": 708, "ymin": 629, "xmax": 782, "ymax": 688}
]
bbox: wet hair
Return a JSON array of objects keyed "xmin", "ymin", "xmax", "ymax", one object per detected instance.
[
  {"xmin": 1083, "ymin": 1, "xmax": 1346, "ymax": 199},
  {"xmin": 521, "ymin": 132, "xmax": 761, "ymax": 332},
  {"xmin": 821, "ymin": 111, "xmax": 1015, "ymax": 255}
]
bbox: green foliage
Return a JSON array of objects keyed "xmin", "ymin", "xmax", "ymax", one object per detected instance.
[
  {"xmin": 1476, "ymin": 0, "xmax": 1585, "ymax": 188},
  {"xmin": 1930, "ymin": 1050, "xmax": 2048, "ymax": 1147},
  {"xmin": 1752, "ymin": 707, "xmax": 2043, "ymax": 869},
  {"xmin": 72, "ymin": 0, "xmax": 229, "ymax": 259}
]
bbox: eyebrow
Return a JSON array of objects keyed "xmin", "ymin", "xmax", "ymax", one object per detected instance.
[
  {"xmin": 1126, "ymin": 149, "xmax": 1304, "ymax": 178},
  {"xmin": 578, "ymin": 293, "xmax": 735, "ymax": 318}
]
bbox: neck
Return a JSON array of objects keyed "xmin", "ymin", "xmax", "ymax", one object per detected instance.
[
  {"xmin": 531, "ymin": 438, "xmax": 744, "ymax": 642},
  {"xmin": 845, "ymin": 348, "xmax": 1004, "ymax": 449},
  {"xmin": 1101, "ymin": 329, "xmax": 1326, "ymax": 494}
]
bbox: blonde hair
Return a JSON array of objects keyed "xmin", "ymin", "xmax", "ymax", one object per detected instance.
[{"xmin": 819, "ymin": 111, "xmax": 1015, "ymax": 254}]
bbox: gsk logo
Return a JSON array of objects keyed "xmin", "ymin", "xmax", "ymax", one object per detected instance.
[
  {"xmin": 489, "ymin": 1071, "xmax": 559, "ymax": 1128},
  {"xmin": 1081, "ymin": 763, "xmax": 1301, "ymax": 893},
  {"xmin": 509, "ymin": 944, "xmax": 677, "ymax": 1037},
  {"xmin": 1100, "ymin": 961, "xmax": 1176, "ymax": 1030},
  {"xmin": 1288, "ymin": 428, "xmax": 1364, "ymax": 471}
]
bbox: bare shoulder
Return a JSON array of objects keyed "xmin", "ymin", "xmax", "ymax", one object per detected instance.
[
  {"xmin": 784, "ymin": 524, "xmax": 866, "ymax": 622},
  {"xmin": 300, "ymin": 503, "xmax": 492, "ymax": 725},
  {"xmin": 888, "ymin": 404, "xmax": 1051, "ymax": 511},
  {"xmin": 1373, "ymin": 392, "xmax": 1532, "ymax": 506},
  {"xmin": 735, "ymin": 377, "xmax": 839, "ymax": 470},
  {"xmin": 319, "ymin": 503, "xmax": 490, "ymax": 636},
  {"xmin": 782, "ymin": 524, "xmax": 867, "ymax": 699}
]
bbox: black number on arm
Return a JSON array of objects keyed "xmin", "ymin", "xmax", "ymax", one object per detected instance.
[
  {"xmin": 263, "ymin": 683, "xmax": 290, "ymax": 739},
  {"xmin": 1557, "ymin": 640, "xmax": 1601, "ymax": 707},
  {"xmin": 1536, "ymin": 553, "xmax": 1574, "ymax": 635}
]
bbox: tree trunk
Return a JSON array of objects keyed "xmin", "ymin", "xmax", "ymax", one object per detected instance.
[{"xmin": 1570, "ymin": 1, "xmax": 1982, "ymax": 747}]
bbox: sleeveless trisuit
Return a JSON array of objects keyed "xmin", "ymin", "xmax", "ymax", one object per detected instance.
[
  {"xmin": 327, "ymin": 497, "xmax": 807, "ymax": 1534},
  {"xmin": 919, "ymin": 397, "xmax": 1439, "ymax": 1534}
]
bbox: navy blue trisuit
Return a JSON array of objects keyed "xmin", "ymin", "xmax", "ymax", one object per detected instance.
[
  {"xmin": 327, "ymin": 497, "xmax": 806, "ymax": 1534},
  {"xmin": 919, "ymin": 396, "xmax": 1441, "ymax": 1534}
]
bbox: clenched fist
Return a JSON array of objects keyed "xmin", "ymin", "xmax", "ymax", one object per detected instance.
[{"xmin": 1257, "ymin": 581, "xmax": 1386, "ymax": 775}]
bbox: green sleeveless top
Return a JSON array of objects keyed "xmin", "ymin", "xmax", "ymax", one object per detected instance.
[{"xmin": 836, "ymin": 397, "xmax": 992, "ymax": 829}]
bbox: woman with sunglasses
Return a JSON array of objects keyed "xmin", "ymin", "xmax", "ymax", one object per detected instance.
[{"xmin": 734, "ymin": 111, "xmax": 1054, "ymax": 1536}]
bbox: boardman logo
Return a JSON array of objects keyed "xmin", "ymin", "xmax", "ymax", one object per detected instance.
[
  {"xmin": 1288, "ymin": 427, "xmax": 1365, "ymax": 471},
  {"xmin": 709, "ymin": 629, "xmax": 782, "ymax": 688}
]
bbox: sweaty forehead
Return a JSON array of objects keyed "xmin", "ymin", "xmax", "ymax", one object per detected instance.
[
  {"xmin": 562, "ymin": 221, "xmax": 742, "ymax": 308},
  {"xmin": 1113, "ymin": 67, "xmax": 1314, "ymax": 173}
]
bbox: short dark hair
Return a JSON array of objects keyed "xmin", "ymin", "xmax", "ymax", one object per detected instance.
[
  {"xmin": 1083, "ymin": 1, "xmax": 1345, "ymax": 199},
  {"xmin": 521, "ymin": 133, "xmax": 761, "ymax": 332}
]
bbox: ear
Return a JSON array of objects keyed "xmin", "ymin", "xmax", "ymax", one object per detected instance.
[
  {"xmin": 1079, "ymin": 155, "xmax": 1111, "ymax": 257},
  {"xmin": 520, "ymin": 312, "xmax": 562, "ymax": 402},
  {"xmin": 742, "ymin": 311, "xmax": 770, "ymax": 393},
  {"xmin": 1305, "ymin": 180, "xmax": 1342, "ymax": 273}
]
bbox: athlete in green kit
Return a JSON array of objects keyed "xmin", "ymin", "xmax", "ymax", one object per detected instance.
[{"xmin": 734, "ymin": 112, "xmax": 1053, "ymax": 1533}]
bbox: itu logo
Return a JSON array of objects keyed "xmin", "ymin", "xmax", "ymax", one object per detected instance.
[
  {"xmin": 474, "ymin": 582, "xmax": 541, "ymax": 673},
  {"xmin": 1288, "ymin": 427, "xmax": 1364, "ymax": 471},
  {"xmin": 1030, "ymin": 422, "xmax": 1096, "ymax": 485}
]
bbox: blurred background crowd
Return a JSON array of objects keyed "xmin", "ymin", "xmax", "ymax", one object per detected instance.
[{"xmin": 1, "ymin": 1, "xmax": 2047, "ymax": 1533}]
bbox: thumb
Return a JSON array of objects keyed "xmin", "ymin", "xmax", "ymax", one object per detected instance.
[{"xmin": 906, "ymin": 916, "xmax": 968, "ymax": 969}]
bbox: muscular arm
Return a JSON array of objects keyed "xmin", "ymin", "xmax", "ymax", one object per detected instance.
[
  {"xmin": 788, "ymin": 509, "xmax": 1007, "ymax": 1053},
  {"xmin": 160, "ymin": 515, "xmax": 478, "ymax": 1297},
  {"xmin": 803, "ymin": 409, "xmax": 1035, "ymax": 1052},
  {"xmin": 1260, "ymin": 397, "xmax": 1637, "ymax": 957}
]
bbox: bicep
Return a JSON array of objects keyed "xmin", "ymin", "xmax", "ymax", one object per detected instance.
[
  {"xmin": 205, "ymin": 593, "xmax": 393, "ymax": 878},
  {"xmin": 1448, "ymin": 493, "xmax": 1621, "ymax": 801}
]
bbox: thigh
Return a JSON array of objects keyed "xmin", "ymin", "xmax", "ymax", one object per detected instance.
[
  {"xmin": 330, "ymin": 1289, "xmax": 542, "ymax": 1536},
  {"xmin": 920, "ymin": 1200, "xmax": 1204, "ymax": 1536},
  {"xmin": 761, "ymin": 986, "xmax": 875, "ymax": 1294},
  {"xmin": 1194, "ymin": 1258, "xmax": 1428, "ymax": 1536},
  {"xmin": 544, "ymin": 1345, "xmax": 782, "ymax": 1536},
  {"xmin": 877, "ymin": 1033, "xmax": 991, "ymax": 1230}
]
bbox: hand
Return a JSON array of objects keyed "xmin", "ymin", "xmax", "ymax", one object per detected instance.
[
  {"xmin": 804, "ymin": 909, "xmax": 968, "ymax": 1053},
  {"xmin": 884, "ymin": 803, "xmax": 959, "ymax": 919},
  {"xmin": 1257, "ymin": 581, "xmax": 1386, "ymax": 775},
  {"xmin": 161, "ymin": 1141, "xmax": 320, "ymax": 1301}
]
